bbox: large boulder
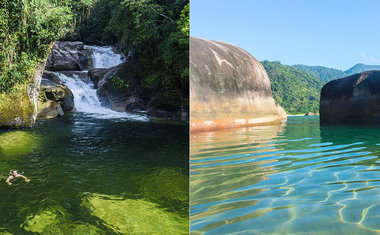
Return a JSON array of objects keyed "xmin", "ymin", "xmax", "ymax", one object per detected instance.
[
  {"xmin": 46, "ymin": 41, "xmax": 93, "ymax": 71},
  {"xmin": 320, "ymin": 70, "xmax": 380, "ymax": 124},
  {"xmin": 97, "ymin": 61, "xmax": 144, "ymax": 112},
  {"xmin": 88, "ymin": 68, "xmax": 108, "ymax": 88},
  {"xmin": 37, "ymin": 78, "xmax": 74, "ymax": 119},
  {"xmin": 190, "ymin": 37, "xmax": 286, "ymax": 132}
]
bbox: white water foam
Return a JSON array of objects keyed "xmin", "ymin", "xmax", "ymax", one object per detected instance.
[
  {"xmin": 84, "ymin": 45, "xmax": 125, "ymax": 68},
  {"xmin": 58, "ymin": 72, "xmax": 147, "ymax": 121},
  {"xmin": 55, "ymin": 45, "xmax": 147, "ymax": 121}
]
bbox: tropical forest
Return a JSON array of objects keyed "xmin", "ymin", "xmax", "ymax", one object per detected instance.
[{"xmin": 0, "ymin": 0, "xmax": 189, "ymax": 234}]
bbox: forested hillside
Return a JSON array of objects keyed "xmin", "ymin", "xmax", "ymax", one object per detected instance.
[
  {"xmin": 293, "ymin": 63, "xmax": 380, "ymax": 83},
  {"xmin": 292, "ymin": 64, "xmax": 346, "ymax": 83},
  {"xmin": 344, "ymin": 63, "xmax": 380, "ymax": 76},
  {"xmin": 0, "ymin": 0, "xmax": 189, "ymax": 105},
  {"xmin": 262, "ymin": 61, "xmax": 324, "ymax": 114},
  {"xmin": 0, "ymin": 0, "xmax": 75, "ymax": 93}
]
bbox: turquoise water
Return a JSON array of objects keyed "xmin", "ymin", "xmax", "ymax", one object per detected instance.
[
  {"xmin": 0, "ymin": 113, "xmax": 188, "ymax": 234},
  {"xmin": 191, "ymin": 116, "xmax": 380, "ymax": 234}
]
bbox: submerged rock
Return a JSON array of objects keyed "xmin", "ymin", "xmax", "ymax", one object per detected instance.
[
  {"xmin": 190, "ymin": 37, "xmax": 286, "ymax": 131},
  {"xmin": 88, "ymin": 68, "xmax": 108, "ymax": 88},
  {"xmin": 37, "ymin": 78, "xmax": 74, "ymax": 119},
  {"xmin": 140, "ymin": 168, "xmax": 188, "ymax": 212},
  {"xmin": 46, "ymin": 41, "xmax": 93, "ymax": 71},
  {"xmin": 320, "ymin": 70, "xmax": 380, "ymax": 124},
  {"xmin": 0, "ymin": 131, "xmax": 39, "ymax": 158},
  {"xmin": 82, "ymin": 193, "xmax": 188, "ymax": 234},
  {"xmin": 23, "ymin": 208, "xmax": 100, "ymax": 234}
]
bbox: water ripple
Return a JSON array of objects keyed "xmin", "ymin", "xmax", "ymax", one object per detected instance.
[{"xmin": 191, "ymin": 117, "xmax": 380, "ymax": 234}]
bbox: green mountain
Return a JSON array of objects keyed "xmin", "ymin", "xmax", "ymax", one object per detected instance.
[
  {"xmin": 262, "ymin": 61, "xmax": 324, "ymax": 114},
  {"xmin": 292, "ymin": 64, "xmax": 346, "ymax": 82},
  {"xmin": 293, "ymin": 63, "xmax": 380, "ymax": 83},
  {"xmin": 344, "ymin": 63, "xmax": 380, "ymax": 75}
]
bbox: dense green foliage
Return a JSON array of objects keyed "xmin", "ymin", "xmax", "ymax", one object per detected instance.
[
  {"xmin": 293, "ymin": 63, "xmax": 380, "ymax": 83},
  {"xmin": 0, "ymin": 0, "xmax": 189, "ymax": 108},
  {"xmin": 292, "ymin": 64, "xmax": 346, "ymax": 83},
  {"xmin": 109, "ymin": 76, "xmax": 129, "ymax": 88},
  {"xmin": 0, "ymin": 0, "xmax": 75, "ymax": 93},
  {"xmin": 72, "ymin": 0, "xmax": 189, "ymax": 103},
  {"xmin": 262, "ymin": 61, "xmax": 325, "ymax": 114}
]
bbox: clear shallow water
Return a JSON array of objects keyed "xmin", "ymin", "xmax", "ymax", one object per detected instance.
[
  {"xmin": 0, "ymin": 114, "xmax": 188, "ymax": 233},
  {"xmin": 191, "ymin": 116, "xmax": 380, "ymax": 234}
]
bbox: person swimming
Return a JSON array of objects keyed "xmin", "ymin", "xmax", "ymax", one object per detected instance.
[{"xmin": 6, "ymin": 170, "xmax": 30, "ymax": 185}]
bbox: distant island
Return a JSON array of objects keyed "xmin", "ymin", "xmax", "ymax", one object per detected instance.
[{"xmin": 262, "ymin": 61, "xmax": 380, "ymax": 115}]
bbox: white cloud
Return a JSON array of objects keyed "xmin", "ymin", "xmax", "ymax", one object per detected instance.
[{"xmin": 360, "ymin": 51, "xmax": 379, "ymax": 64}]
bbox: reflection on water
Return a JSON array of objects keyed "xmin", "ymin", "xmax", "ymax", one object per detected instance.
[
  {"xmin": 191, "ymin": 116, "xmax": 380, "ymax": 234},
  {"xmin": 0, "ymin": 113, "xmax": 188, "ymax": 234}
]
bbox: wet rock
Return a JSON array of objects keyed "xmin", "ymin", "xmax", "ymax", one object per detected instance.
[
  {"xmin": 37, "ymin": 78, "xmax": 74, "ymax": 118},
  {"xmin": 88, "ymin": 68, "xmax": 108, "ymax": 88},
  {"xmin": 0, "ymin": 131, "xmax": 40, "ymax": 158},
  {"xmin": 81, "ymin": 193, "xmax": 188, "ymax": 234},
  {"xmin": 140, "ymin": 168, "xmax": 188, "ymax": 212},
  {"xmin": 23, "ymin": 207, "xmax": 100, "ymax": 234},
  {"xmin": 147, "ymin": 92, "xmax": 182, "ymax": 119},
  {"xmin": 190, "ymin": 37, "xmax": 286, "ymax": 131},
  {"xmin": 320, "ymin": 70, "xmax": 380, "ymax": 124},
  {"xmin": 125, "ymin": 98, "xmax": 149, "ymax": 113},
  {"xmin": 59, "ymin": 71, "xmax": 91, "ymax": 84},
  {"xmin": 97, "ymin": 62, "xmax": 141, "ymax": 112},
  {"xmin": 46, "ymin": 41, "xmax": 92, "ymax": 71},
  {"xmin": 42, "ymin": 70, "xmax": 61, "ymax": 84},
  {"xmin": 95, "ymin": 60, "xmax": 188, "ymax": 119}
]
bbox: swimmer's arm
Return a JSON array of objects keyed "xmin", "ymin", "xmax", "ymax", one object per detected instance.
[
  {"xmin": 5, "ymin": 177, "xmax": 12, "ymax": 185},
  {"xmin": 18, "ymin": 175, "xmax": 30, "ymax": 182}
]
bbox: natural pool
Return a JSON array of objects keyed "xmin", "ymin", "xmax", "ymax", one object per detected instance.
[
  {"xmin": 0, "ymin": 113, "xmax": 188, "ymax": 234},
  {"xmin": 191, "ymin": 116, "xmax": 380, "ymax": 234}
]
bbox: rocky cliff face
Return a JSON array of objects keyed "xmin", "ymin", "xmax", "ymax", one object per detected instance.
[
  {"xmin": 0, "ymin": 61, "xmax": 47, "ymax": 128},
  {"xmin": 320, "ymin": 70, "xmax": 380, "ymax": 124},
  {"xmin": 190, "ymin": 37, "xmax": 286, "ymax": 132}
]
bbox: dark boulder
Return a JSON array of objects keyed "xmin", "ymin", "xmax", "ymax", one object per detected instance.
[
  {"xmin": 89, "ymin": 68, "xmax": 108, "ymax": 88},
  {"xmin": 42, "ymin": 70, "xmax": 61, "ymax": 84},
  {"xmin": 320, "ymin": 70, "xmax": 380, "ymax": 124},
  {"xmin": 46, "ymin": 41, "xmax": 93, "ymax": 71},
  {"xmin": 97, "ymin": 61, "xmax": 141, "ymax": 112}
]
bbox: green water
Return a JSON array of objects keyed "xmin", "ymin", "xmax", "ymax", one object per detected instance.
[
  {"xmin": 0, "ymin": 113, "xmax": 188, "ymax": 234},
  {"xmin": 191, "ymin": 116, "xmax": 380, "ymax": 234}
]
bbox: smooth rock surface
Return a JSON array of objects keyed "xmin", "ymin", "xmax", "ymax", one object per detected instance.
[
  {"xmin": 37, "ymin": 78, "xmax": 74, "ymax": 118},
  {"xmin": 320, "ymin": 70, "xmax": 380, "ymax": 124},
  {"xmin": 190, "ymin": 37, "xmax": 286, "ymax": 132},
  {"xmin": 46, "ymin": 41, "xmax": 92, "ymax": 71}
]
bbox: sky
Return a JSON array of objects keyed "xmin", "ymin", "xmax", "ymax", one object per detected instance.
[{"xmin": 190, "ymin": 0, "xmax": 380, "ymax": 70}]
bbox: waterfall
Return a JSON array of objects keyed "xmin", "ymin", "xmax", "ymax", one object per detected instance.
[
  {"xmin": 57, "ymin": 46, "xmax": 147, "ymax": 121},
  {"xmin": 84, "ymin": 45, "xmax": 125, "ymax": 68}
]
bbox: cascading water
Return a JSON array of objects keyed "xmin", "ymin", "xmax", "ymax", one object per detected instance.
[
  {"xmin": 85, "ymin": 45, "xmax": 125, "ymax": 68},
  {"xmin": 57, "ymin": 46, "xmax": 147, "ymax": 121}
]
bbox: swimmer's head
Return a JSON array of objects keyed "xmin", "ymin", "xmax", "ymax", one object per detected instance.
[{"xmin": 11, "ymin": 170, "xmax": 17, "ymax": 176}]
